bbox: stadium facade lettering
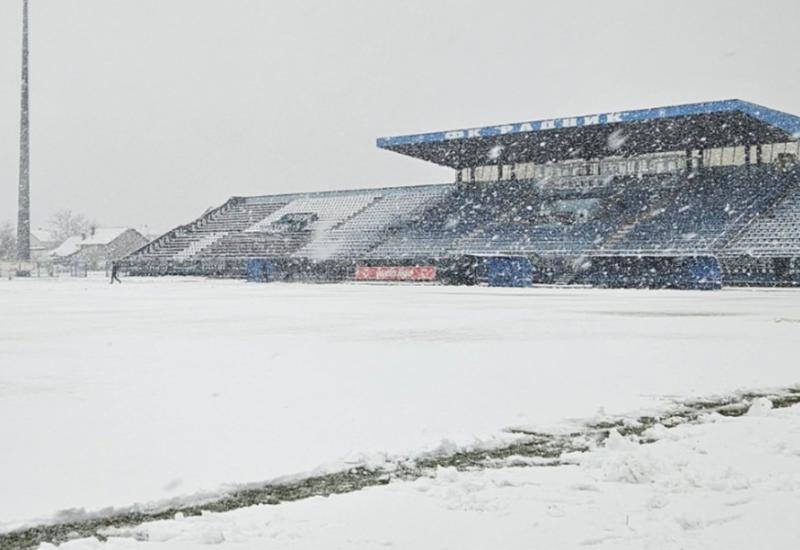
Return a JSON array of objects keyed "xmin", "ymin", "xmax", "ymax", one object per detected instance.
[{"xmin": 443, "ymin": 113, "xmax": 624, "ymax": 140}]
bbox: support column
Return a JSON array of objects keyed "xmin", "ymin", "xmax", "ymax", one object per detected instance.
[{"xmin": 17, "ymin": 0, "xmax": 31, "ymax": 261}]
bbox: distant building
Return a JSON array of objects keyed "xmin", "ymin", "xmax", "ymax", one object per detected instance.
[
  {"xmin": 30, "ymin": 229, "xmax": 59, "ymax": 260},
  {"xmin": 51, "ymin": 227, "xmax": 148, "ymax": 270}
]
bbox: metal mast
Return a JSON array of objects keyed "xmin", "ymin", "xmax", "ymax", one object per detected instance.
[{"xmin": 17, "ymin": 0, "xmax": 31, "ymax": 261}]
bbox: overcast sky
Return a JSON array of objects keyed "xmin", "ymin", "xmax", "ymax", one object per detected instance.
[{"xmin": 1, "ymin": 0, "xmax": 799, "ymax": 233}]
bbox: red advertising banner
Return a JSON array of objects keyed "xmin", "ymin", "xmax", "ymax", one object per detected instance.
[{"xmin": 355, "ymin": 266, "xmax": 437, "ymax": 282}]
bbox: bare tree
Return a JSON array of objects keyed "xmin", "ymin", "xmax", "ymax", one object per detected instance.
[
  {"xmin": 0, "ymin": 222, "xmax": 16, "ymax": 260},
  {"xmin": 49, "ymin": 210, "xmax": 94, "ymax": 243}
]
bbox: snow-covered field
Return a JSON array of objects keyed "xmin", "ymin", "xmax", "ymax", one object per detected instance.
[
  {"xmin": 44, "ymin": 399, "xmax": 800, "ymax": 549},
  {"xmin": 2, "ymin": 277, "xmax": 800, "ymax": 543}
]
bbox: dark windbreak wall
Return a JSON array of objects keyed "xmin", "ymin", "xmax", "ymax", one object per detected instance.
[{"xmin": 572, "ymin": 255, "xmax": 722, "ymax": 290}]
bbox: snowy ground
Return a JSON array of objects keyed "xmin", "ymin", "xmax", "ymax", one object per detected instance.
[
  {"xmin": 43, "ymin": 400, "xmax": 800, "ymax": 550},
  {"xmin": 2, "ymin": 277, "xmax": 799, "ymax": 541}
]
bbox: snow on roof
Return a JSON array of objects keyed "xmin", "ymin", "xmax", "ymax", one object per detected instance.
[
  {"xmin": 377, "ymin": 99, "xmax": 800, "ymax": 168},
  {"xmin": 31, "ymin": 228, "xmax": 56, "ymax": 243},
  {"xmin": 79, "ymin": 227, "xmax": 128, "ymax": 245},
  {"xmin": 50, "ymin": 228, "xmax": 131, "ymax": 257},
  {"xmin": 377, "ymin": 99, "xmax": 800, "ymax": 148},
  {"xmin": 51, "ymin": 236, "xmax": 83, "ymax": 257}
]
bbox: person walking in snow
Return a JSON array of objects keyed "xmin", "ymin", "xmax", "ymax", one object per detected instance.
[{"xmin": 110, "ymin": 261, "xmax": 122, "ymax": 284}]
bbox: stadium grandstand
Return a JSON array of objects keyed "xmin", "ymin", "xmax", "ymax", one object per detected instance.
[{"xmin": 124, "ymin": 99, "xmax": 800, "ymax": 288}]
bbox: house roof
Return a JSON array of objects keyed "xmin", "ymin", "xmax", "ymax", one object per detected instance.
[
  {"xmin": 50, "ymin": 228, "xmax": 131, "ymax": 258},
  {"xmin": 31, "ymin": 228, "xmax": 56, "ymax": 243},
  {"xmin": 79, "ymin": 227, "xmax": 129, "ymax": 245},
  {"xmin": 51, "ymin": 236, "xmax": 83, "ymax": 257}
]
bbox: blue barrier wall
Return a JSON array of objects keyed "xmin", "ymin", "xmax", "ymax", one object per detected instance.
[
  {"xmin": 246, "ymin": 259, "xmax": 275, "ymax": 282},
  {"xmin": 486, "ymin": 257, "xmax": 534, "ymax": 288},
  {"xmin": 687, "ymin": 256, "xmax": 723, "ymax": 289}
]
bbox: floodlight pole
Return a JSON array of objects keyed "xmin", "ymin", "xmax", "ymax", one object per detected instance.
[{"xmin": 17, "ymin": 0, "xmax": 31, "ymax": 261}]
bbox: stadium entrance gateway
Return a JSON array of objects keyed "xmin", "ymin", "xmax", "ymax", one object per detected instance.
[{"xmin": 124, "ymin": 99, "xmax": 800, "ymax": 288}]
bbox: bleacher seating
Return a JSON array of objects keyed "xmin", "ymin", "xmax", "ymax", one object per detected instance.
[
  {"xmin": 298, "ymin": 185, "xmax": 454, "ymax": 260},
  {"xmin": 125, "ymin": 166, "xmax": 799, "ymax": 280},
  {"xmin": 199, "ymin": 230, "xmax": 313, "ymax": 259},
  {"xmin": 245, "ymin": 193, "xmax": 381, "ymax": 233},
  {"xmin": 604, "ymin": 167, "xmax": 796, "ymax": 254},
  {"xmin": 457, "ymin": 175, "xmax": 681, "ymax": 256},
  {"xmin": 723, "ymin": 183, "xmax": 800, "ymax": 256},
  {"xmin": 366, "ymin": 180, "xmax": 537, "ymax": 259},
  {"xmin": 132, "ymin": 199, "xmax": 287, "ymax": 262},
  {"xmin": 367, "ymin": 174, "xmax": 679, "ymax": 258}
]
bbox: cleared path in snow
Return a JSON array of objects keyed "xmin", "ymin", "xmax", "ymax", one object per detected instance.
[
  {"xmin": 50, "ymin": 399, "xmax": 800, "ymax": 550},
  {"xmin": 3, "ymin": 390, "xmax": 799, "ymax": 549}
]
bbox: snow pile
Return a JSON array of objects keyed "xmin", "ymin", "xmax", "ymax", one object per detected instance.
[
  {"xmin": 580, "ymin": 429, "xmax": 673, "ymax": 484},
  {"xmin": 747, "ymin": 396, "xmax": 774, "ymax": 416},
  {"xmin": 42, "ymin": 403, "xmax": 800, "ymax": 549}
]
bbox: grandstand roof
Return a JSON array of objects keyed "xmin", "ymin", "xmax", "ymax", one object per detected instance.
[{"xmin": 377, "ymin": 100, "xmax": 800, "ymax": 169}]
